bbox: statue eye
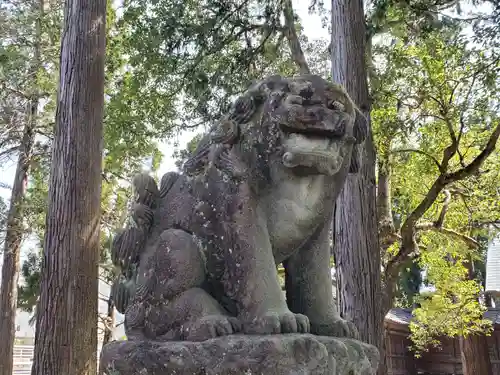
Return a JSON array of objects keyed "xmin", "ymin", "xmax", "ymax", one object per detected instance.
[{"xmin": 328, "ymin": 100, "xmax": 345, "ymax": 111}]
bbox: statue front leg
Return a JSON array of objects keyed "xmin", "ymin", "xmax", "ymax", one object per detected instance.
[
  {"xmin": 198, "ymin": 174, "xmax": 308, "ymax": 335},
  {"xmin": 283, "ymin": 221, "xmax": 359, "ymax": 339}
]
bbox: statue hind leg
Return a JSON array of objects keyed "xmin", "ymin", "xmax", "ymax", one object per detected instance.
[
  {"xmin": 112, "ymin": 172, "xmax": 240, "ymax": 342},
  {"xmin": 125, "ymin": 228, "xmax": 240, "ymax": 341}
]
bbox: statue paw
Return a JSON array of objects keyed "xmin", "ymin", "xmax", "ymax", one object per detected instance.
[
  {"xmin": 310, "ymin": 316, "xmax": 359, "ymax": 339},
  {"xmin": 183, "ymin": 315, "xmax": 240, "ymax": 342},
  {"xmin": 242, "ymin": 310, "xmax": 310, "ymax": 335}
]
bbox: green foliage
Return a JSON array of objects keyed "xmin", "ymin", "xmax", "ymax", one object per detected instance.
[
  {"xmin": 173, "ymin": 133, "xmax": 204, "ymax": 171},
  {"xmin": 0, "ymin": 0, "xmax": 59, "ymax": 161},
  {"xmin": 409, "ymin": 233, "xmax": 492, "ymax": 354},
  {"xmin": 103, "ymin": 1, "xmax": 166, "ymax": 181},
  {"xmin": 117, "ymin": 0, "xmax": 329, "ymax": 130},
  {"xmin": 372, "ymin": 21, "xmax": 500, "ymax": 232},
  {"xmin": 367, "ymin": 0, "xmax": 461, "ymax": 40},
  {"xmin": 370, "ymin": 2, "xmax": 500, "ymax": 350},
  {"xmin": 17, "ymin": 251, "xmax": 41, "ymax": 313},
  {"xmin": 394, "ymin": 260, "xmax": 423, "ymax": 308},
  {"xmin": 120, "ymin": 0, "xmax": 286, "ymax": 124}
]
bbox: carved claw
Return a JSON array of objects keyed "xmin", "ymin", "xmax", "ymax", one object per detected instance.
[
  {"xmin": 310, "ymin": 316, "xmax": 360, "ymax": 340},
  {"xmin": 241, "ymin": 310, "xmax": 310, "ymax": 335},
  {"xmin": 182, "ymin": 315, "xmax": 240, "ymax": 342}
]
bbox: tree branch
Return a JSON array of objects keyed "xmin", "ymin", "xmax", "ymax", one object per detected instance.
[
  {"xmin": 435, "ymin": 189, "xmax": 451, "ymax": 228},
  {"xmin": 281, "ymin": 0, "xmax": 310, "ymax": 74},
  {"xmin": 416, "ymin": 223, "xmax": 480, "ymax": 249},
  {"xmin": 0, "ymin": 146, "xmax": 19, "ymax": 161},
  {"xmin": 386, "ymin": 120, "xmax": 500, "ymax": 281},
  {"xmin": 98, "ymin": 313, "xmax": 115, "ymax": 331},
  {"xmin": 392, "ymin": 148, "xmax": 443, "ymax": 172},
  {"xmin": 444, "ymin": 122, "xmax": 500, "ymax": 183}
]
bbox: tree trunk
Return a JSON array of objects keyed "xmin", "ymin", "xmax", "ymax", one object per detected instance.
[
  {"xmin": 282, "ymin": 0, "xmax": 310, "ymax": 75},
  {"xmin": 377, "ymin": 150, "xmax": 396, "ymax": 252},
  {"xmin": 31, "ymin": 0, "xmax": 106, "ymax": 374},
  {"xmin": 0, "ymin": 1, "xmax": 42, "ymax": 373},
  {"xmin": 330, "ymin": 1, "xmax": 386, "ymax": 374},
  {"xmin": 460, "ymin": 334, "xmax": 493, "ymax": 375}
]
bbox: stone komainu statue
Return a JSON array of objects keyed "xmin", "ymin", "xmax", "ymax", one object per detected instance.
[{"xmin": 110, "ymin": 74, "xmax": 369, "ymax": 342}]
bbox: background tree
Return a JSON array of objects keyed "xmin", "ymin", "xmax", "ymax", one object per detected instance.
[
  {"xmin": 0, "ymin": 0, "xmax": 48, "ymax": 373},
  {"xmin": 0, "ymin": 197, "xmax": 6, "ymax": 245},
  {"xmin": 330, "ymin": 0, "xmax": 384, "ymax": 373},
  {"xmin": 117, "ymin": 0, "xmax": 330, "ymax": 128},
  {"xmin": 369, "ymin": 3, "xmax": 499, "ymax": 371},
  {"xmin": 31, "ymin": 0, "xmax": 106, "ymax": 374}
]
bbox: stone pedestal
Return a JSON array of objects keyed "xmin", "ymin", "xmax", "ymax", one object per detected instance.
[{"xmin": 99, "ymin": 334, "xmax": 379, "ymax": 375}]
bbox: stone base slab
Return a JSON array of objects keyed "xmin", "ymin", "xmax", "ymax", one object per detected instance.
[{"xmin": 99, "ymin": 334, "xmax": 379, "ymax": 375}]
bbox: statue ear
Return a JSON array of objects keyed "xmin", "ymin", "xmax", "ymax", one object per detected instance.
[{"xmin": 349, "ymin": 107, "xmax": 368, "ymax": 174}]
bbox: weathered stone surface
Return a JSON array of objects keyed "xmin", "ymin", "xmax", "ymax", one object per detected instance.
[
  {"xmin": 103, "ymin": 74, "xmax": 380, "ymax": 375},
  {"xmin": 100, "ymin": 334, "xmax": 379, "ymax": 375},
  {"xmin": 109, "ymin": 74, "xmax": 371, "ymax": 342}
]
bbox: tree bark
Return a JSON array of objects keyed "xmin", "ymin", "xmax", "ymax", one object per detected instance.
[
  {"xmin": 0, "ymin": 1, "xmax": 42, "ymax": 374},
  {"xmin": 377, "ymin": 152, "xmax": 398, "ymax": 256},
  {"xmin": 31, "ymin": 0, "xmax": 106, "ymax": 374},
  {"xmin": 330, "ymin": 1, "xmax": 386, "ymax": 374},
  {"xmin": 460, "ymin": 334, "xmax": 493, "ymax": 375},
  {"xmin": 282, "ymin": 0, "xmax": 310, "ymax": 75}
]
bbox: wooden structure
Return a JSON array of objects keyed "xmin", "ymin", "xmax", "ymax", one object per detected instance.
[
  {"xmin": 12, "ymin": 345, "xmax": 34, "ymax": 375},
  {"xmin": 486, "ymin": 235, "xmax": 500, "ymax": 297},
  {"xmin": 385, "ymin": 308, "xmax": 500, "ymax": 375}
]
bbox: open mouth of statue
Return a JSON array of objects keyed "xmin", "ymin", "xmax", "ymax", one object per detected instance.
[{"xmin": 279, "ymin": 121, "xmax": 355, "ymax": 176}]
